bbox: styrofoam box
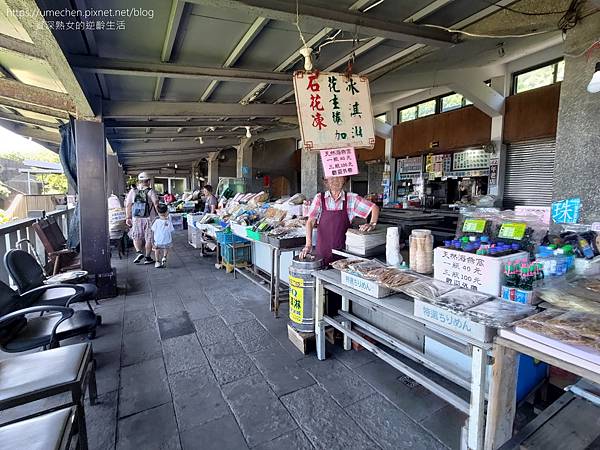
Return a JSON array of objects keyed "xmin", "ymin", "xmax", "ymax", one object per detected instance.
[
  {"xmin": 433, "ymin": 248, "xmax": 529, "ymax": 296},
  {"xmin": 341, "ymin": 271, "xmax": 392, "ymax": 298},
  {"xmin": 414, "ymin": 299, "xmax": 496, "ymax": 342}
]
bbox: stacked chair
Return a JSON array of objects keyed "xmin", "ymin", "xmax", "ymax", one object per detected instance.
[{"xmin": 0, "ymin": 247, "xmax": 102, "ymax": 449}]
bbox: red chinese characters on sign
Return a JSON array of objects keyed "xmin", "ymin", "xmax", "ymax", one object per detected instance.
[
  {"xmin": 320, "ymin": 147, "xmax": 359, "ymax": 177},
  {"xmin": 308, "ymin": 74, "xmax": 327, "ymax": 130}
]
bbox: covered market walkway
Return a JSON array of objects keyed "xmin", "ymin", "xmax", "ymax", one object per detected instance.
[{"xmin": 0, "ymin": 231, "xmax": 461, "ymax": 450}]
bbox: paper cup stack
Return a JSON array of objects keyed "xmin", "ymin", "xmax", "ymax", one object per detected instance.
[{"xmin": 409, "ymin": 229, "xmax": 433, "ymax": 274}]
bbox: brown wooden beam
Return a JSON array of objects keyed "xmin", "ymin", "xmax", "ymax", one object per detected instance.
[
  {"xmin": 0, "ymin": 33, "xmax": 45, "ymax": 60},
  {"xmin": 0, "ymin": 78, "xmax": 75, "ymax": 112},
  {"xmin": 0, "ymin": 97, "xmax": 70, "ymax": 119},
  {"xmin": 0, "ymin": 110, "xmax": 62, "ymax": 128}
]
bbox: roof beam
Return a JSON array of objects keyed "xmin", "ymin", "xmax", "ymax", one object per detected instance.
[
  {"xmin": 188, "ymin": 0, "xmax": 456, "ymax": 47},
  {"xmin": 0, "ymin": 97, "xmax": 70, "ymax": 119},
  {"xmin": 70, "ymin": 55, "xmax": 291, "ymax": 84},
  {"xmin": 201, "ymin": 17, "xmax": 269, "ymax": 101},
  {"xmin": 0, "ymin": 119, "xmax": 60, "ymax": 143},
  {"xmin": 105, "ymin": 119, "xmax": 287, "ymax": 129},
  {"xmin": 0, "ymin": 78, "xmax": 75, "ymax": 112},
  {"xmin": 115, "ymin": 139, "xmax": 240, "ymax": 152},
  {"xmin": 0, "ymin": 110, "xmax": 61, "ymax": 128},
  {"xmin": 4, "ymin": 0, "xmax": 95, "ymax": 117},
  {"xmin": 102, "ymin": 101, "xmax": 297, "ymax": 119},
  {"xmin": 155, "ymin": 0, "xmax": 186, "ymax": 100},
  {"xmin": 107, "ymin": 130, "xmax": 260, "ymax": 139},
  {"xmin": 0, "ymin": 32, "xmax": 44, "ymax": 60}
]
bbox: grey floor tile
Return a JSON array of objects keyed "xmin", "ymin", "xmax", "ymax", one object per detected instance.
[
  {"xmin": 204, "ymin": 343, "xmax": 259, "ymax": 385},
  {"xmin": 121, "ymin": 327, "xmax": 162, "ymax": 367},
  {"xmin": 124, "ymin": 294, "xmax": 154, "ymax": 312},
  {"xmin": 229, "ymin": 319, "xmax": 274, "ymax": 353},
  {"xmin": 419, "ymin": 404, "xmax": 466, "ymax": 450},
  {"xmin": 219, "ymin": 307, "xmax": 256, "ymax": 326},
  {"xmin": 253, "ymin": 429, "xmax": 315, "ymax": 450},
  {"xmin": 281, "ymin": 384, "xmax": 379, "ymax": 450},
  {"xmin": 119, "ymin": 358, "xmax": 171, "ymax": 418},
  {"xmin": 158, "ymin": 311, "xmax": 196, "ymax": 340},
  {"xmin": 87, "ymin": 390, "xmax": 118, "ymax": 450},
  {"xmin": 249, "ymin": 344, "xmax": 315, "ymax": 396},
  {"xmin": 182, "ymin": 297, "xmax": 219, "ymax": 320},
  {"xmin": 169, "ymin": 366, "xmax": 229, "ymax": 432},
  {"xmin": 93, "ymin": 350, "xmax": 121, "ymax": 396},
  {"xmin": 117, "ymin": 403, "xmax": 181, "ymax": 450},
  {"xmin": 346, "ymin": 394, "xmax": 448, "ymax": 450},
  {"xmin": 298, "ymin": 357, "xmax": 374, "ymax": 408},
  {"xmin": 353, "ymin": 360, "xmax": 448, "ymax": 422},
  {"xmin": 154, "ymin": 298, "xmax": 187, "ymax": 318},
  {"xmin": 162, "ymin": 333, "xmax": 209, "ymax": 375},
  {"xmin": 331, "ymin": 345, "xmax": 378, "ymax": 369},
  {"xmin": 221, "ymin": 374, "xmax": 297, "ymax": 447},
  {"xmin": 123, "ymin": 306, "xmax": 156, "ymax": 335},
  {"xmin": 194, "ymin": 316, "xmax": 236, "ymax": 346},
  {"xmin": 180, "ymin": 414, "xmax": 249, "ymax": 450}
]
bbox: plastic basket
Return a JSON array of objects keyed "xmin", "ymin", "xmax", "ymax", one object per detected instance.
[
  {"xmin": 246, "ymin": 229, "xmax": 263, "ymax": 241},
  {"xmin": 221, "ymin": 243, "xmax": 251, "ymax": 265},
  {"xmin": 216, "ymin": 229, "xmax": 248, "ymax": 245}
]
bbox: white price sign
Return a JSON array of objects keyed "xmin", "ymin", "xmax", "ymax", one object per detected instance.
[{"xmin": 293, "ymin": 71, "xmax": 375, "ymax": 151}]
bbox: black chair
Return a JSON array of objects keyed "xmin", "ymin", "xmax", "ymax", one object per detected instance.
[
  {"xmin": 4, "ymin": 249, "xmax": 98, "ymax": 305},
  {"xmin": 0, "ymin": 343, "xmax": 96, "ymax": 450},
  {"xmin": 0, "ymin": 282, "xmax": 98, "ymax": 352}
]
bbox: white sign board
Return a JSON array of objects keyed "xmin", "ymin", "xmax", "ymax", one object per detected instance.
[
  {"xmin": 515, "ymin": 205, "xmax": 552, "ymax": 226},
  {"xmin": 397, "ymin": 156, "xmax": 423, "ymax": 174},
  {"xmin": 293, "ymin": 71, "xmax": 375, "ymax": 151},
  {"xmin": 433, "ymin": 247, "xmax": 528, "ymax": 296}
]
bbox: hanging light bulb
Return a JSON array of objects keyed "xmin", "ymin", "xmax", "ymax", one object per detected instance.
[
  {"xmin": 299, "ymin": 46, "xmax": 313, "ymax": 71},
  {"xmin": 174, "ymin": 164, "xmax": 178, "ymax": 169},
  {"xmin": 245, "ymin": 126, "xmax": 252, "ymax": 138},
  {"xmin": 198, "ymin": 136, "xmax": 204, "ymax": 144},
  {"xmin": 587, "ymin": 62, "xmax": 600, "ymax": 93}
]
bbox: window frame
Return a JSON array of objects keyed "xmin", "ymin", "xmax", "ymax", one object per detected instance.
[
  {"xmin": 511, "ymin": 58, "xmax": 564, "ymax": 95},
  {"xmin": 397, "ymin": 92, "xmax": 475, "ymax": 124}
]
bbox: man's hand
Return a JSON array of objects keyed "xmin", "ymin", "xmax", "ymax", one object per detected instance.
[{"xmin": 126, "ymin": 218, "xmax": 132, "ymax": 227}]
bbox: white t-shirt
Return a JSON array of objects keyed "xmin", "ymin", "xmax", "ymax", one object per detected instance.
[{"xmin": 151, "ymin": 217, "xmax": 174, "ymax": 246}]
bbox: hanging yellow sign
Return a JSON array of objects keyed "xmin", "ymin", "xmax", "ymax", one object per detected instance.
[{"xmin": 289, "ymin": 276, "xmax": 304, "ymax": 324}]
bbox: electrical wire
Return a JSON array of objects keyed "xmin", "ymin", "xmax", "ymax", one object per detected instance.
[
  {"xmin": 294, "ymin": 0, "xmax": 308, "ymax": 48},
  {"xmin": 421, "ymin": 23, "xmax": 556, "ymax": 39},
  {"xmin": 481, "ymin": 0, "xmax": 570, "ymax": 16}
]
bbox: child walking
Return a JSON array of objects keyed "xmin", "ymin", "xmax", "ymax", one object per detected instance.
[{"xmin": 151, "ymin": 204, "xmax": 174, "ymax": 268}]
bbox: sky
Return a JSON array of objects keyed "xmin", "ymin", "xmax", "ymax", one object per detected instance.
[{"xmin": 0, "ymin": 124, "xmax": 58, "ymax": 160}]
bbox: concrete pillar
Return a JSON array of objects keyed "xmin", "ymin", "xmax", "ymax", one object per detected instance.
[
  {"xmin": 236, "ymin": 138, "xmax": 253, "ymax": 181},
  {"xmin": 75, "ymin": 120, "xmax": 115, "ymax": 295},
  {"xmin": 553, "ymin": 13, "xmax": 600, "ymax": 222},
  {"xmin": 384, "ymin": 137, "xmax": 394, "ymax": 204},
  {"xmin": 300, "ymin": 149, "xmax": 324, "ymax": 199},
  {"xmin": 106, "ymin": 154, "xmax": 125, "ymax": 196},
  {"xmin": 207, "ymin": 152, "xmax": 219, "ymax": 188},
  {"xmin": 488, "ymin": 75, "xmax": 508, "ymax": 201}
]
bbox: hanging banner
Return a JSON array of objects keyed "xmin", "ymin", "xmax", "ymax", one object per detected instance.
[
  {"xmin": 320, "ymin": 147, "xmax": 359, "ymax": 177},
  {"xmin": 293, "ymin": 71, "xmax": 375, "ymax": 151}
]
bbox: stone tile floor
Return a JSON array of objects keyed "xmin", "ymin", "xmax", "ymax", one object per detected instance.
[{"xmin": 0, "ymin": 232, "xmax": 465, "ymax": 449}]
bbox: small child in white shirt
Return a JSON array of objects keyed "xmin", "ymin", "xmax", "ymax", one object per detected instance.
[{"xmin": 151, "ymin": 204, "xmax": 174, "ymax": 268}]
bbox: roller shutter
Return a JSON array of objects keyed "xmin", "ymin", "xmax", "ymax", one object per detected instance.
[{"xmin": 503, "ymin": 139, "xmax": 556, "ymax": 209}]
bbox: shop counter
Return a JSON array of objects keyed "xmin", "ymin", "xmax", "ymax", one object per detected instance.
[{"xmin": 313, "ymin": 268, "xmax": 504, "ymax": 450}]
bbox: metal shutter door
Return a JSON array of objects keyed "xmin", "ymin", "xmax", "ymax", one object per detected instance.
[{"xmin": 504, "ymin": 139, "xmax": 556, "ymax": 209}]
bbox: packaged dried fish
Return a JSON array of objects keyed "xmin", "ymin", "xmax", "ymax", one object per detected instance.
[
  {"xmin": 466, "ymin": 300, "xmax": 535, "ymax": 328},
  {"xmin": 331, "ymin": 258, "xmax": 363, "ymax": 271},
  {"xmin": 433, "ymin": 289, "xmax": 492, "ymax": 312},
  {"xmin": 347, "ymin": 260, "xmax": 387, "ymax": 279},
  {"xmin": 547, "ymin": 311, "xmax": 600, "ymax": 339},
  {"xmin": 398, "ymin": 279, "xmax": 456, "ymax": 300},
  {"xmin": 376, "ymin": 268, "xmax": 417, "ymax": 289}
]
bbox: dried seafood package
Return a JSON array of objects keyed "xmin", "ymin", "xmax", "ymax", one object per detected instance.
[
  {"xmin": 331, "ymin": 258, "xmax": 363, "ymax": 271},
  {"xmin": 399, "ymin": 279, "xmax": 455, "ymax": 300},
  {"xmin": 376, "ymin": 268, "xmax": 418, "ymax": 289},
  {"xmin": 536, "ymin": 276, "xmax": 600, "ymax": 314},
  {"xmin": 547, "ymin": 311, "xmax": 600, "ymax": 340},
  {"xmin": 466, "ymin": 300, "xmax": 535, "ymax": 328},
  {"xmin": 347, "ymin": 260, "xmax": 387, "ymax": 280},
  {"xmin": 433, "ymin": 289, "xmax": 492, "ymax": 312}
]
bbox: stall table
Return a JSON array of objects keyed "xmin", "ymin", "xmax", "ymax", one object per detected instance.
[
  {"xmin": 313, "ymin": 268, "xmax": 511, "ymax": 450},
  {"xmin": 485, "ymin": 329, "xmax": 600, "ymax": 450}
]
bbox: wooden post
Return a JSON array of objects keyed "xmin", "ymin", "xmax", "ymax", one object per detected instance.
[
  {"xmin": 468, "ymin": 345, "xmax": 487, "ymax": 450},
  {"xmin": 484, "ymin": 344, "xmax": 518, "ymax": 450}
]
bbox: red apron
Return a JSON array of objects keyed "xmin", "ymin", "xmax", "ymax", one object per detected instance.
[{"xmin": 315, "ymin": 192, "xmax": 351, "ymax": 266}]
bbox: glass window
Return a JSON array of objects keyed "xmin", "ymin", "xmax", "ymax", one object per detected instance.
[
  {"xmin": 399, "ymin": 106, "xmax": 417, "ymax": 122},
  {"xmin": 465, "ymin": 98, "xmax": 473, "ymax": 106},
  {"xmin": 375, "ymin": 113, "xmax": 388, "ymax": 123},
  {"xmin": 514, "ymin": 60, "xmax": 564, "ymax": 94},
  {"xmin": 417, "ymin": 99, "xmax": 436, "ymax": 117},
  {"xmin": 555, "ymin": 59, "xmax": 565, "ymax": 82},
  {"xmin": 441, "ymin": 93, "xmax": 463, "ymax": 112}
]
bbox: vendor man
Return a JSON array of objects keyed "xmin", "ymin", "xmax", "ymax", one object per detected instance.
[
  {"xmin": 125, "ymin": 172, "xmax": 160, "ymax": 264},
  {"xmin": 300, "ymin": 176, "xmax": 380, "ymax": 265}
]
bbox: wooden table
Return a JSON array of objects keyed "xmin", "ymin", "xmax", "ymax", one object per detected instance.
[
  {"xmin": 313, "ymin": 269, "xmax": 507, "ymax": 450},
  {"xmin": 485, "ymin": 329, "xmax": 600, "ymax": 450}
]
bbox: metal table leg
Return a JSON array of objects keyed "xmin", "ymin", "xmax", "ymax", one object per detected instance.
[
  {"xmin": 274, "ymin": 248, "xmax": 281, "ymax": 317},
  {"xmin": 315, "ymin": 277, "xmax": 326, "ymax": 360},
  {"xmin": 341, "ymin": 296, "xmax": 351, "ymax": 351},
  {"xmin": 468, "ymin": 346, "xmax": 487, "ymax": 450},
  {"xmin": 269, "ymin": 246, "xmax": 275, "ymax": 312}
]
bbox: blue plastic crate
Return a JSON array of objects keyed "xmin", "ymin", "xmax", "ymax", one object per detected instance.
[
  {"xmin": 216, "ymin": 229, "xmax": 248, "ymax": 245},
  {"xmin": 516, "ymin": 354, "xmax": 548, "ymax": 402},
  {"xmin": 221, "ymin": 243, "xmax": 251, "ymax": 265}
]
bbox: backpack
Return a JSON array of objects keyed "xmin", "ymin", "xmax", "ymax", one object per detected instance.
[{"xmin": 132, "ymin": 188, "xmax": 153, "ymax": 218}]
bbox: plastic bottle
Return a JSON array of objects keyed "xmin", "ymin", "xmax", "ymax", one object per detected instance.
[{"xmin": 578, "ymin": 238, "xmax": 595, "ymax": 259}]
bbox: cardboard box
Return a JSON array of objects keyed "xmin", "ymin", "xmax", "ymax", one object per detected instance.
[
  {"xmin": 501, "ymin": 286, "xmax": 536, "ymax": 305},
  {"xmin": 434, "ymin": 248, "xmax": 529, "ymax": 296},
  {"xmin": 341, "ymin": 271, "xmax": 392, "ymax": 298},
  {"xmin": 414, "ymin": 299, "xmax": 496, "ymax": 342}
]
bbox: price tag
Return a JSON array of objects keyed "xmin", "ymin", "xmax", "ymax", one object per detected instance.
[
  {"xmin": 462, "ymin": 219, "xmax": 487, "ymax": 233},
  {"xmin": 289, "ymin": 276, "xmax": 304, "ymax": 324},
  {"xmin": 498, "ymin": 222, "xmax": 527, "ymax": 240}
]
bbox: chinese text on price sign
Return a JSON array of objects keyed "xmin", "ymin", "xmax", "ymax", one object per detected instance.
[{"xmin": 320, "ymin": 147, "xmax": 359, "ymax": 177}]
